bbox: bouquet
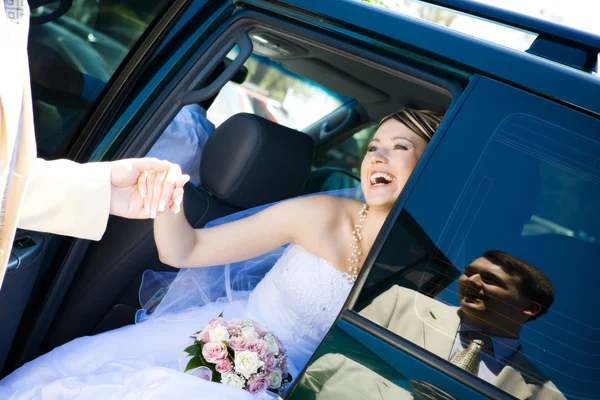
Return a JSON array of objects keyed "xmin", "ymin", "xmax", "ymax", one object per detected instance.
[{"xmin": 182, "ymin": 314, "xmax": 293, "ymax": 396}]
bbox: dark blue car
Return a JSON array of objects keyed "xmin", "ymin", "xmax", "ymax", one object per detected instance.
[{"xmin": 3, "ymin": 1, "xmax": 599, "ymax": 399}]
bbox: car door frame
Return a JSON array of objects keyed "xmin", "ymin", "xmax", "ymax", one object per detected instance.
[{"xmin": 2, "ymin": 0, "xmax": 226, "ymax": 373}]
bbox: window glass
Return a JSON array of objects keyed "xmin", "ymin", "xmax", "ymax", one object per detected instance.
[
  {"xmin": 359, "ymin": 0, "xmax": 537, "ymax": 51},
  {"xmin": 301, "ymin": 124, "xmax": 376, "ymax": 194},
  {"xmin": 28, "ymin": 0, "xmax": 169, "ymax": 158},
  {"xmin": 314, "ymin": 124, "xmax": 377, "ymax": 176},
  {"xmin": 355, "ymin": 95, "xmax": 600, "ymax": 400},
  {"xmin": 288, "ymin": 319, "xmax": 492, "ymax": 400},
  {"xmin": 141, "ymin": 50, "xmax": 349, "ymax": 190},
  {"xmin": 208, "ymin": 52, "xmax": 348, "ymax": 131},
  {"xmin": 360, "ymin": 0, "xmax": 600, "ymax": 76}
]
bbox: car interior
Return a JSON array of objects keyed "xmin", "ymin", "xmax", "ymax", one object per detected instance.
[{"xmin": 1, "ymin": 20, "xmax": 461, "ymax": 376}]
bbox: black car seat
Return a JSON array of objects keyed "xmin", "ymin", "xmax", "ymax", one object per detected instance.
[{"xmin": 41, "ymin": 113, "xmax": 314, "ymax": 353}]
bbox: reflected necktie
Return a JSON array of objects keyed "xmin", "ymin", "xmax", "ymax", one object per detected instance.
[{"xmin": 449, "ymin": 331, "xmax": 493, "ymax": 375}]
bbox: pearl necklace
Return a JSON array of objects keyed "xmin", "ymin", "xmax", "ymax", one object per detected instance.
[{"xmin": 348, "ymin": 203, "xmax": 370, "ymax": 282}]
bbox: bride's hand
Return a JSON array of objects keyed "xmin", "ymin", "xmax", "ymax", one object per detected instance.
[{"xmin": 109, "ymin": 158, "xmax": 190, "ymax": 219}]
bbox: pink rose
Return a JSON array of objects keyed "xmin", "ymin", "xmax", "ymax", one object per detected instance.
[
  {"xmin": 202, "ymin": 341, "xmax": 228, "ymax": 363},
  {"xmin": 262, "ymin": 352, "xmax": 276, "ymax": 370},
  {"xmin": 246, "ymin": 339, "xmax": 266, "ymax": 355},
  {"xmin": 228, "ymin": 337, "xmax": 247, "ymax": 351},
  {"xmin": 247, "ymin": 375, "xmax": 270, "ymax": 395},
  {"xmin": 254, "ymin": 325, "xmax": 267, "ymax": 337},
  {"xmin": 215, "ymin": 358, "xmax": 233, "ymax": 374},
  {"xmin": 201, "ymin": 330, "xmax": 210, "ymax": 343}
]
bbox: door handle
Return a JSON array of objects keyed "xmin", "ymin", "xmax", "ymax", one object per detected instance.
[
  {"xmin": 319, "ymin": 108, "xmax": 357, "ymax": 138},
  {"xmin": 8, "ymin": 233, "xmax": 45, "ymax": 272}
]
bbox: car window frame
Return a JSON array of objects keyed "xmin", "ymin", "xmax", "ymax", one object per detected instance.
[
  {"xmin": 7, "ymin": 0, "xmax": 218, "ymax": 369},
  {"xmin": 105, "ymin": 10, "xmax": 461, "ymax": 164},
  {"xmin": 283, "ymin": 75, "xmax": 478, "ymax": 397},
  {"xmin": 287, "ymin": 74, "xmax": 534, "ymax": 399},
  {"xmin": 332, "ymin": 73, "xmax": 600, "ymax": 400}
]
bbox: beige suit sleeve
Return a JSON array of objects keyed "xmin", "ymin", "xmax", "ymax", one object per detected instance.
[
  {"xmin": 530, "ymin": 381, "xmax": 567, "ymax": 400},
  {"xmin": 299, "ymin": 353, "xmax": 414, "ymax": 400},
  {"xmin": 359, "ymin": 285, "xmax": 401, "ymax": 329},
  {"xmin": 17, "ymin": 158, "xmax": 111, "ymax": 240}
]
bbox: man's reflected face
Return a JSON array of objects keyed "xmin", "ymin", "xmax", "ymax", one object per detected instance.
[{"xmin": 458, "ymin": 257, "xmax": 534, "ymax": 336}]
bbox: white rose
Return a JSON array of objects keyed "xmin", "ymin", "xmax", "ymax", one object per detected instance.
[
  {"xmin": 268, "ymin": 369, "xmax": 283, "ymax": 389},
  {"xmin": 234, "ymin": 350, "xmax": 264, "ymax": 378},
  {"xmin": 209, "ymin": 324, "xmax": 230, "ymax": 342},
  {"xmin": 265, "ymin": 335, "xmax": 279, "ymax": 355},
  {"xmin": 221, "ymin": 372, "xmax": 246, "ymax": 389},
  {"xmin": 241, "ymin": 326, "xmax": 259, "ymax": 341}
]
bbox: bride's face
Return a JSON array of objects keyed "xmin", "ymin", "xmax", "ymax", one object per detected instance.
[{"xmin": 361, "ymin": 119, "xmax": 428, "ymax": 210}]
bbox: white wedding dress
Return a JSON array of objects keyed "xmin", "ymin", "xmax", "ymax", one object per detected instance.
[{"xmin": 0, "ymin": 244, "xmax": 353, "ymax": 399}]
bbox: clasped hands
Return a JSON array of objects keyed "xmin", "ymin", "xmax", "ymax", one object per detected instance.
[{"xmin": 109, "ymin": 158, "xmax": 190, "ymax": 219}]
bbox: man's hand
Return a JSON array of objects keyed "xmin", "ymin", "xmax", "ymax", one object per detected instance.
[{"xmin": 109, "ymin": 158, "xmax": 190, "ymax": 219}]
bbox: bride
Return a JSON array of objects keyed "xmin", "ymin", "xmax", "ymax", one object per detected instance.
[{"xmin": 0, "ymin": 109, "xmax": 442, "ymax": 399}]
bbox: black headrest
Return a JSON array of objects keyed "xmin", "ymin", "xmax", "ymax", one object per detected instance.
[{"xmin": 200, "ymin": 114, "xmax": 315, "ymax": 209}]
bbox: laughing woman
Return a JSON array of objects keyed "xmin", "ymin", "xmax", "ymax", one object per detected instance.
[{"xmin": 0, "ymin": 109, "xmax": 443, "ymax": 400}]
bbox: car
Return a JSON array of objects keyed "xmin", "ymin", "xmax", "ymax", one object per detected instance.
[{"xmin": 1, "ymin": 1, "xmax": 599, "ymax": 399}]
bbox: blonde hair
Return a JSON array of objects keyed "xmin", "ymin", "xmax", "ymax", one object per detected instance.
[{"xmin": 378, "ymin": 109, "xmax": 443, "ymax": 142}]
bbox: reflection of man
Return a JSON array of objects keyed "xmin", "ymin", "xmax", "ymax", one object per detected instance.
[
  {"xmin": 299, "ymin": 353, "xmax": 414, "ymax": 399},
  {"xmin": 361, "ymin": 250, "xmax": 565, "ymax": 400}
]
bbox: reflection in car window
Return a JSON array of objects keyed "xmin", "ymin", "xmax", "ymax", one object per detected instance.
[
  {"xmin": 208, "ymin": 52, "xmax": 348, "ymax": 131},
  {"xmin": 289, "ymin": 318, "xmax": 489, "ymax": 400},
  {"xmin": 28, "ymin": 0, "xmax": 168, "ymax": 158},
  {"xmin": 356, "ymin": 112, "xmax": 600, "ymax": 400}
]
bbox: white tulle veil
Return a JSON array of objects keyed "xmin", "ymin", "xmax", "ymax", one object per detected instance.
[{"xmin": 136, "ymin": 188, "xmax": 363, "ymax": 324}]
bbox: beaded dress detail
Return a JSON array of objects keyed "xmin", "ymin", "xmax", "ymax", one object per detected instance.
[{"xmin": 246, "ymin": 244, "xmax": 353, "ymax": 376}]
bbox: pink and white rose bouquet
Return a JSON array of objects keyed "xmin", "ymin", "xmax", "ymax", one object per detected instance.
[{"xmin": 183, "ymin": 314, "xmax": 292, "ymax": 396}]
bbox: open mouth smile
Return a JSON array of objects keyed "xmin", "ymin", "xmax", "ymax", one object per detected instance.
[
  {"xmin": 369, "ymin": 172, "xmax": 396, "ymax": 187},
  {"xmin": 463, "ymin": 288, "xmax": 484, "ymax": 304}
]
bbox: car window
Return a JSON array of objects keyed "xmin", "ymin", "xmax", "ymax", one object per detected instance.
[
  {"xmin": 28, "ymin": 0, "xmax": 169, "ymax": 158},
  {"xmin": 353, "ymin": 77, "xmax": 600, "ymax": 400},
  {"xmin": 314, "ymin": 124, "xmax": 377, "ymax": 176},
  {"xmin": 301, "ymin": 124, "xmax": 375, "ymax": 194},
  {"xmin": 207, "ymin": 52, "xmax": 349, "ymax": 131},
  {"xmin": 288, "ymin": 319, "xmax": 493, "ymax": 400},
  {"xmin": 360, "ymin": 0, "xmax": 537, "ymax": 52}
]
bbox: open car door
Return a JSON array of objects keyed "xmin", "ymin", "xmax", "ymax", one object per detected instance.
[{"xmin": 0, "ymin": 0, "xmax": 220, "ymax": 376}]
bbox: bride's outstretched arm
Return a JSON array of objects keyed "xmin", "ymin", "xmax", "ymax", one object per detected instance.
[{"xmin": 154, "ymin": 195, "xmax": 338, "ymax": 268}]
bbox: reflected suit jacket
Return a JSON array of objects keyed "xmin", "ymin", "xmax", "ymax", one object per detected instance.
[{"xmin": 359, "ymin": 285, "xmax": 566, "ymax": 400}]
